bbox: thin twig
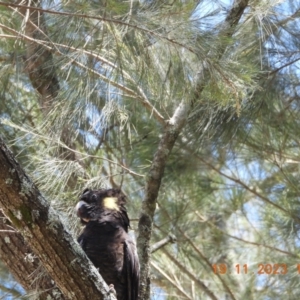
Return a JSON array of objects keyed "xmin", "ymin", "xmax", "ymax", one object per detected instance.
[
  {"xmin": 161, "ymin": 248, "xmax": 219, "ymax": 300},
  {"xmin": 151, "ymin": 234, "xmax": 177, "ymax": 253},
  {"xmin": 0, "ymin": 1, "xmax": 199, "ymax": 54},
  {"xmin": 151, "ymin": 261, "xmax": 193, "ymax": 300},
  {"xmin": 196, "ymin": 154, "xmax": 300, "ymax": 222},
  {"xmin": 1, "ymin": 119, "xmax": 144, "ymax": 178},
  {"xmin": 195, "ymin": 211, "xmax": 298, "ymax": 258},
  {"xmin": 178, "ymin": 227, "xmax": 237, "ymax": 300},
  {"xmin": 0, "ymin": 24, "xmax": 165, "ymax": 124},
  {"xmin": 156, "ymin": 205, "xmax": 236, "ymax": 300}
]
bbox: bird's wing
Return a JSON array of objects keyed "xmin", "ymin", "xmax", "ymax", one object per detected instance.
[{"xmin": 124, "ymin": 238, "xmax": 140, "ymax": 300}]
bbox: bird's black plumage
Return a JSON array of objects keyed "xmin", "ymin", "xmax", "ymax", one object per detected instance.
[{"xmin": 76, "ymin": 188, "xmax": 139, "ymax": 300}]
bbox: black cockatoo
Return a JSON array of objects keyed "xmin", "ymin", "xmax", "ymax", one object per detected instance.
[{"xmin": 76, "ymin": 188, "xmax": 139, "ymax": 300}]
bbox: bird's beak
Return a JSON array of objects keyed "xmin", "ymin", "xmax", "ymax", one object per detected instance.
[{"xmin": 75, "ymin": 201, "xmax": 90, "ymax": 222}]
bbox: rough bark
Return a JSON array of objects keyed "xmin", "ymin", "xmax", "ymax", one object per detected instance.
[
  {"xmin": 137, "ymin": 104, "xmax": 189, "ymax": 299},
  {"xmin": 0, "ymin": 210, "xmax": 64, "ymax": 299},
  {"xmin": 137, "ymin": 1, "xmax": 250, "ymax": 299},
  {"xmin": 0, "ymin": 2, "xmax": 83, "ymax": 296},
  {"xmin": 0, "ymin": 137, "xmax": 116, "ymax": 300}
]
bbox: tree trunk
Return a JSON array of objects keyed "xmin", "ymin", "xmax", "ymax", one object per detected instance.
[
  {"xmin": 0, "ymin": 210, "xmax": 64, "ymax": 299},
  {"xmin": 0, "ymin": 137, "xmax": 116, "ymax": 300}
]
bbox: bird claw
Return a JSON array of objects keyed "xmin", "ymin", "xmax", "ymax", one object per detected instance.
[{"xmin": 108, "ymin": 284, "xmax": 116, "ymax": 295}]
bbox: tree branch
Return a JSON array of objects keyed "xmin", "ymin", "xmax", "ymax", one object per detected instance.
[
  {"xmin": 137, "ymin": 110, "xmax": 187, "ymax": 299},
  {"xmin": 0, "ymin": 282, "xmax": 22, "ymax": 298},
  {"xmin": 195, "ymin": 155, "xmax": 300, "ymax": 222},
  {"xmin": 0, "ymin": 137, "xmax": 116, "ymax": 300},
  {"xmin": 0, "ymin": 210, "xmax": 64, "ymax": 299},
  {"xmin": 10, "ymin": 1, "xmax": 85, "ymax": 189},
  {"xmin": 195, "ymin": 211, "xmax": 298, "ymax": 258},
  {"xmin": 16, "ymin": 0, "xmax": 59, "ymax": 112},
  {"xmin": 137, "ymin": 1, "xmax": 250, "ymax": 298},
  {"xmin": 0, "ymin": 26, "xmax": 165, "ymax": 124},
  {"xmin": 161, "ymin": 249, "xmax": 218, "ymax": 300},
  {"xmin": 151, "ymin": 261, "xmax": 193, "ymax": 300},
  {"xmin": 151, "ymin": 234, "xmax": 176, "ymax": 254},
  {"xmin": 0, "ymin": 1, "xmax": 198, "ymax": 55},
  {"xmin": 178, "ymin": 227, "xmax": 236, "ymax": 300}
]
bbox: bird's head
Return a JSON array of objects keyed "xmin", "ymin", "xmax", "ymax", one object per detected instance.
[{"xmin": 75, "ymin": 188, "xmax": 129, "ymax": 229}]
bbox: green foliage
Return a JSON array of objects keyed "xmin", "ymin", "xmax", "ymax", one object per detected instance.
[{"xmin": 1, "ymin": 0, "xmax": 300, "ymax": 299}]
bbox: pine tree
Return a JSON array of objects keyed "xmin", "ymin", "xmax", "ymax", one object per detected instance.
[{"xmin": 1, "ymin": 0, "xmax": 300, "ymax": 299}]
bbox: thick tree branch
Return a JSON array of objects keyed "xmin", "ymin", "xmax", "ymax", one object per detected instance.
[
  {"xmin": 137, "ymin": 1, "xmax": 249, "ymax": 299},
  {"xmin": 0, "ymin": 210, "xmax": 64, "ymax": 299},
  {"xmin": 0, "ymin": 137, "xmax": 116, "ymax": 300},
  {"xmin": 137, "ymin": 111, "xmax": 187, "ymax": 299},
  {"xmin": 0, "ymin": 2, "xmax": 87, "ymax": 294}
]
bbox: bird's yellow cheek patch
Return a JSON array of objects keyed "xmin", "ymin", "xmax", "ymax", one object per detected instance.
[{"xmin": 103, "ymin": 197, "xmax": 119, "ymax": 211}]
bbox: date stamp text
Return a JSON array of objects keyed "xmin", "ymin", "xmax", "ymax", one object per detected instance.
[{"xmin": 211, "ymin": 263, "xmax": 300, "ymax": 275}]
